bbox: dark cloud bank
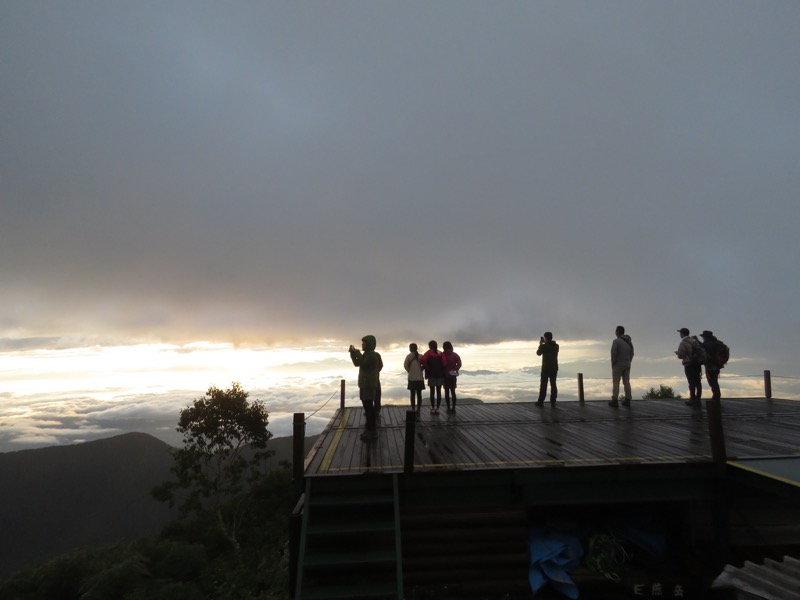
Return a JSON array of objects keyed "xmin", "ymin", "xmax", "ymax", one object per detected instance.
[{"xmin": 1, "ymin": 3, "xmax": 799, "ymax": 373}]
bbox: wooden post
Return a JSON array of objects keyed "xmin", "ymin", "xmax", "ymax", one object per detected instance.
[
  {"xmin": 340, "ymin": 378, "xmax": 345, "ymax": 409},
  {"xmin": 292, "ymin": 413, "xmax": 305, "ymax": 496},
  {"xmin": 706, "ymin": 400, "xmax": 727, "ymax": 463},
  {"xmin": 764, "ymin": 370, "xmax": 772, "ymax": 399},
  {"xmin": 404, "ymin": 411, "xmax": 416, "ymax": 475},
  {"xmin": 288, "ymin": 494, "xmax": 304, "ymax": 599},
  {"xmin": 577, "ymin": 373, "xmax": 585, "ymax": 403}
]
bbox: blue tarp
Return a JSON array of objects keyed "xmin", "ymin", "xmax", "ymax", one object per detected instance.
[{"xmin": 528, "ymin": 526, "xmax": 584, "ymax": 599}]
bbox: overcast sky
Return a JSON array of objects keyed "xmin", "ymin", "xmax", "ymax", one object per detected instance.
[{"xmin": 2, "ymin": 2, "xmax": 799, "ymax": 373}]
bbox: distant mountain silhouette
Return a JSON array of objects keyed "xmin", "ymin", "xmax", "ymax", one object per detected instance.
[{"xmin": 0, "ymin": 432, "xmax": 319, "ymax": 577}]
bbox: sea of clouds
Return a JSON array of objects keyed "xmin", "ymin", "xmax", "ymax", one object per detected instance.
[{"xmin": 1, "ymin": 340, "xmax": 797, "ymax": 453}]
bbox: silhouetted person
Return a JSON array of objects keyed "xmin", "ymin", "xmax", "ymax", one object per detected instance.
[
  {"xmin": 536, "ymin": 332, "xmax": 559, "ymax": 406},
  {"xmin": 676, "ymin": 328, "xmax": 703, "ymax": 406},
  {"xmin": 422, "ymin": 340, "xmax": 445, "ymax": 414},
  {"xmin": 374, "ymin": 349, "xmax": 383, "ymax": 416},
  {"xmin": 609, "ymin": 326, "xmax": 634, "ymax": 408},
  {"xmin": 404, "ymin": 343, "xmax": 425, "ymax": 414},
  {"xmin": 442, "ymin": 341, "xmax": 462, "ymax": 413},
  {"xmin": 349, "ymin": 335, "xmax": 380, "ymax": 440},
  {"xmin": 700, "ymin": 330, "xmax": 722, "ymax": 401}
]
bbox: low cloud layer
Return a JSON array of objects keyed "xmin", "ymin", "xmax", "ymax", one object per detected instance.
[{"xmin": 2, "ymin": 340, "xmax": 797, "ymax": 452}]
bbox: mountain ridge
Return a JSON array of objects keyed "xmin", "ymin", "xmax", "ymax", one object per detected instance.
[{"xmin": 0, "ymin": 431, "xmax": 318, "ymax": 577}]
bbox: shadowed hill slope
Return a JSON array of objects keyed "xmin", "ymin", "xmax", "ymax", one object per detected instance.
[{"xmin": 0, "ymin": 432, "xmax": 318, "ymax": 577}]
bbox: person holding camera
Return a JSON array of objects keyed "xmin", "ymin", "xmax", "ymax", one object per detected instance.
[
  {"xmin": 349, "ymin": 335, "xmax": 380, "ymax": 440},
  {"xmin": 535, "ymin": 332, "xmax": 559, "ymax": 406}
]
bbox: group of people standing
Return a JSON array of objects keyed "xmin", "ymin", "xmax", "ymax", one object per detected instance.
[
  {"xmin": 404, "ymin": 340, "xmax": 462, "ymax": 415},
  {"xmin": 532, "ymin": 328, "xmax": 635, "ymax": 409},
  {"xmin": 350, "ymin": 327, "xmax": 727, "ymax": 441},
  {"xmin": 676, "ymin": 328, "xmax": 725, "ymax": 405},
  {"xmin": 534, "ymin": 326, "xmax": 726, "ymax": 409},
  {"xmin": 348, "ymin": 336, "xmax": 462, "ymax": 441}
]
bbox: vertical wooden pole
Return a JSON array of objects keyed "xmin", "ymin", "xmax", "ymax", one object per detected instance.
[
  {"xmin": 763, "ymin": 370, "xmax": 772, "ymax": 399},
  {"xmin": 288, "ymin": 496, "xmax": 303, "ymax": 599},
  {"xmin": 340, "ymin": 378, "xmax": 346, "ymax": 409},
  {"xmin": 404, "ymin": 411, "xmax": 416, "ymax": 475},
  {"xmin": 706, "ymin": 400, "xmax": 727, "ymax": 463},
  {"xmin": 292, "ymin": 413, "xmax": 305, "ymax": 496},
  {"xmin": 577, "ymin": 373, "xmax": 585, "ymax": 403}
]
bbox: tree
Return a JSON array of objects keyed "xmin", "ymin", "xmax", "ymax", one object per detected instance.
[
  {"xmin": 642, "ymin": 384, "xmax": 682, "ymax": 399},
  {"xmin": 154, "ymin": 383, "xmax": 274, "ymax": 551}
]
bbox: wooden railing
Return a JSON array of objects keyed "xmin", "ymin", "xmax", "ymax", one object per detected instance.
[{"xmin": 292, "ymin": 369, "xmax": 781, "ymax": 481}]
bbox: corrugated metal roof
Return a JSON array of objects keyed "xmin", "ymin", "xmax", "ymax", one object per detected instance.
[{"xmin": 712, "ymin": 556, "xmax": 800, "ymax": 599}]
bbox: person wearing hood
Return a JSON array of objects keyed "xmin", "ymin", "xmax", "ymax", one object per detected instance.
[
  {"xmin": 609, "ymin": 326, "xmax": 634, "ymax": 408},
  {"xmin": 700, "ymin": 330, "xmax": 722, "ymax": 401},
  {"xmin": 349, "ymin": 335, "xmax": 380, "ymax": 441}
]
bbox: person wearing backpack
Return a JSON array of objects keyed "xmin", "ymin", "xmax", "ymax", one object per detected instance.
[
  {"xmin": 422, "ymin": 340, "xmax": 445, "ymax": 414},
  {"xmin": 700, "ymin": 330, "xmax": 722, "ymax": 401},
  {"xmin": 675, "ymin": 328, "xmax": 703, "ymax": 406}
]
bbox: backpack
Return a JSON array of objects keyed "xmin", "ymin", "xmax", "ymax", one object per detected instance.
[
  {"xmin": 714, "ymin": 340, "xmax": 730, "ymax": 368},
  {"xmin": 690, "ymin": 337, "xmax": 707, "ymax": 365}
]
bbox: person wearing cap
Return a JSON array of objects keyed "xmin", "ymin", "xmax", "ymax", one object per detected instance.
[
  {"xmin": 675, "ymin": 328, "xmax": 702, "ymax": 406},
  {"xmin": 349, "ymin": 335, "xmax": 380, "ymax": 441},
  {"xmin": 700, "ymin": 330, "xmax": 722, "ymax": 400}
]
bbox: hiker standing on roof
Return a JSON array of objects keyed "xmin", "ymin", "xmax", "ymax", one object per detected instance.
[
  {"xmin": 374, "ymin": 349, "xmax": 384, "ymax": 417},
  {"xmin": 441, "ymin": 341, "xmax": 462, "ymax": 414},
  {"xmin": 535, "ymin": 332, "xmax": 559, "ymax": 407},
  {"xmin": 700, "ymin": 330, "xmax": 722, "ymax": 401},
  {"xmin": 404, "ymin": 343, "xmax": 425, "ymax": 415},
  {"xmin": 349, "ymin": 335, "xmax": 380, "ymax": 441},
  {"xmin": 609, "ymin": 326, "xmax": 634, "ymax": 408},
  {"xmin": 422, "ymin": 340, "xmax": 445, "ymax": 414},
  {"xmin": 675, "ymin": 328, "xmax": 703, "ymax": 407}
]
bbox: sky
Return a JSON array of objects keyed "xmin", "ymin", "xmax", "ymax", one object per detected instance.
[{"xmin": 2, "ymin": 2, "xmax": 799, "ymax": 451}]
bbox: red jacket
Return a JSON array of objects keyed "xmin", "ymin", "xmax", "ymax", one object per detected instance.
[{"xmin": 422, "ymin": 350, "xmax": 445, "ymax": 378}]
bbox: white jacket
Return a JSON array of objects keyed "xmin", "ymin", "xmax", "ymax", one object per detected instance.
[{"xmin": 404, "ymin": 352, "xmax": 424, "ymax": 381}]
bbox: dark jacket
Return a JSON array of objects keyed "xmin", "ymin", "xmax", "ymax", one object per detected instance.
[
  {"xmin": 422, "ymin": 349, "xmax": 445, "ymax": 378},
  {"xmin": 702, "ymin": 334, "xmax": 721, "ymax": 372},
  {"xmin": 537, "ymin": 340, "xmax": 559, "ymax": 373},
  {"xmin": 350, "ymin": 335, "xmax": 379, "ymax": 390}
]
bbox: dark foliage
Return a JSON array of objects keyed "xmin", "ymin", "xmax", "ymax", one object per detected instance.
[
  {"xmin": 0, "ymin": 383, "xmax": 297, "ymax": 599},
  {"xmin": 0, "ymin": 465, "xmax": 295, "ymax": 599},
  {"xmin": 153, "ymin": 383, "xmax": 274, "ymax": 551},
  {"xmin": 642, "ymin": 384, "xmax": 682, "ymax": 399}
]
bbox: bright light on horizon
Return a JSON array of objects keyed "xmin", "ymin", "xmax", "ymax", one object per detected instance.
[{"xmin": 1, "ymin": 337, "xmax": 798, "ymax": 452}]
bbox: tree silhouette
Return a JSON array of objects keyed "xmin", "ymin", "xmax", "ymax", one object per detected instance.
[
  {"xmin": 153, "ymin": 383, "xmax": 273, "ymax": 550},
  {"xmin": 642, "ymin": 384, "xmax": 682, "ymax": 399}
]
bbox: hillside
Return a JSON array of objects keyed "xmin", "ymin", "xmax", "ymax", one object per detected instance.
[{"xmin": 0, "ymin": 432, "xmax": 318, "ymax": 577}]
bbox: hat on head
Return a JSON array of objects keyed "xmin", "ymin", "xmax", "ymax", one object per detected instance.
[
  {"xmin": 701, "ymin": 330, "xmax": 714, "ymax": 338},
  {"xmin": 678, "ymin": 328, "xmax": 690, "ymax": 336}
]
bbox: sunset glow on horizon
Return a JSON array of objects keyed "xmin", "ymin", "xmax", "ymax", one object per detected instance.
[{"xmin": 2, "ymin": 336, "xmax": 797, "ymax": 452}]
